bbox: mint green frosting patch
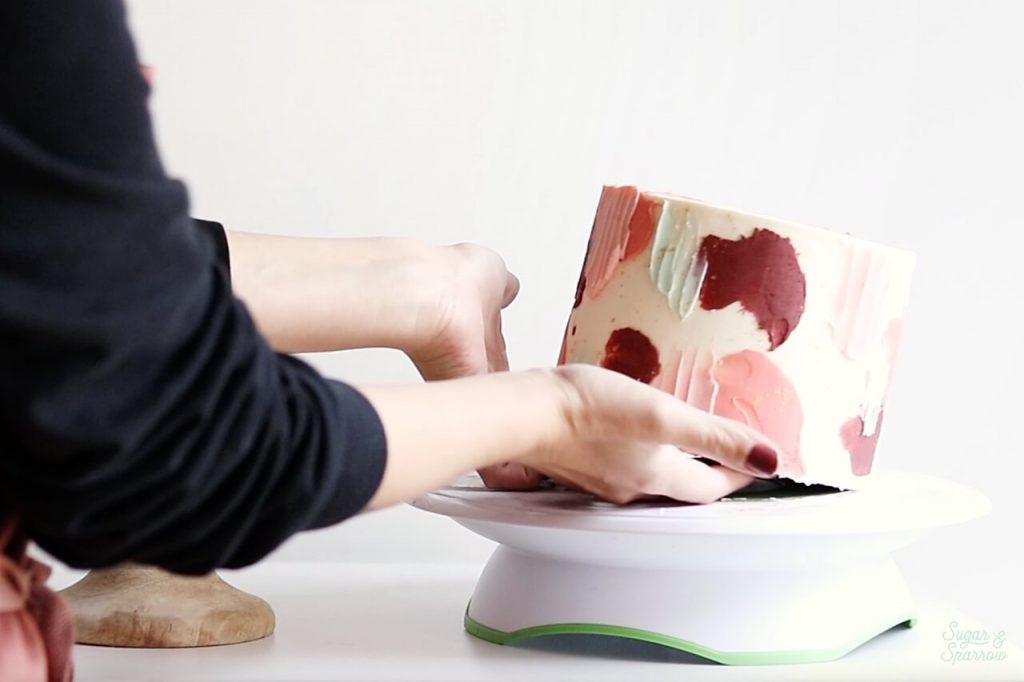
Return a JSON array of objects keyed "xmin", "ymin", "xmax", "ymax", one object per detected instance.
[{"xmin": 649, "ymin": 204, "xmax": 706, "ymax": 319}]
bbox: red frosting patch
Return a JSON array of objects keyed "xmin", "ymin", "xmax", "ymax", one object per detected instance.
[
  {"xmin": 623, "ymin": 194, "xmax": 661, "ymax": 260},
  {"xmin": 600, "ymin": 328, "xmax": 661, "ymax": 384},
  {"xmin": 698, "ymin": 229, "xmax": 806, "ymax": 350},
  {"xmin": 840, "ymin": 412, "xmax": 884, "ymax": 476}
]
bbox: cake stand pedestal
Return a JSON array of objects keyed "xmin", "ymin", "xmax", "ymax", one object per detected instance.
[
  {"xmin": 413, "ymin": 470, "xmax": 989, "ymax": 665},
  {"xmin": 59, "ymin": 564, "xmax": 275, "ymax": 647}
]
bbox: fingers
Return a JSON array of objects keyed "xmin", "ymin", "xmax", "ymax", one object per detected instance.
[
  {"xmin": 555, "ymin": 366, "xmax": 780, "ymax": 479},
  {"xmin": 485, "ymin": 316, "xmax": 510, "ymax": 373},
  {"xmin": 530, "ymin": 440, "xmax": 752, "ymax": 505},
  {"xmin": 502, "ymin": 271, "xmax": 520, "ymax": 309},
  {"xmin": 660, "ymin": 402, "xmax": 779, "ymax": 479},
  {"xmin": 478, "ymin": 463, "xmax": 544, "ymax": 491},
  {"xmin": 645, "ymin": 447, "xmax": 755, "ymax": 504},
  {"xmin": 617, "ymin": 374, "xmax": 778, "ymax": 478}
]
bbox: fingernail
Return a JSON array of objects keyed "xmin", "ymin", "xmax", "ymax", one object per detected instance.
[{"xmin": 745, "ymin": 444, "xmax": 778, "ymax": 476}]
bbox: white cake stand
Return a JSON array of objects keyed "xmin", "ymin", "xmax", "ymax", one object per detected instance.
[{"xmin": 412, "ymin": 470, "xmax": 989, "ymax": 665}]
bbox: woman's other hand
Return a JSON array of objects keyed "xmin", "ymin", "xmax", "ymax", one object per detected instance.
[{"xmin": 224, "ymin": 233, "xmax": 515, "ymax": 369}]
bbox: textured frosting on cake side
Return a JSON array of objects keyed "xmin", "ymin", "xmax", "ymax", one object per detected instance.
[{"xmin": 559, "ymin": 186, "xmax": 916, "ymax": 489}]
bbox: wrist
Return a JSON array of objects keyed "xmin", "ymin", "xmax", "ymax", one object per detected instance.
[
  {"xmin": 500, "ymin": 368, "xmax": 572, "ymax": 466},
  {"xmin": 361, "ymin": 368, "xmax": 570, "ymax": 508},
  {"xmin": 511, "ymin": 367, "xmax": 581, "ymax": 470},
  {"xmin": 392, "ymin": 247, "xmax": 475, "ymax": 361}
]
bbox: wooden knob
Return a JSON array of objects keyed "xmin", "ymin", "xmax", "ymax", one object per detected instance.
[{"xmin": 59, "ymin": 564, "xmax": 275, "ymax": 647}]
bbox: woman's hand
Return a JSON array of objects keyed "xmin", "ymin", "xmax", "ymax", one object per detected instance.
[
  {"xmin": 392, "ymin": 243, "xmax": 545, "ymax": 491},
  {"xmin": 398, "ymin": 242, "xmax": 519, "ymax": 381},
  {"xmin": 225, "ymin": 231, "xmax": 543, "ymax": 489},
  {"xmin": 224, "ymin": 233, "xmax": 516, "ymax": 372},
  {"xmin": 359, "ymin": 365, "xmax": 778, "ymax": 509},
  {"xmin": 520, "ymin": 365, "xmax": 775, "ymax": 504}
]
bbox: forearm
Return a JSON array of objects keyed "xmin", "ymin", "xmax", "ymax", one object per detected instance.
[
  {"xmin": 224, "ymin": 231, "xmax": 433, "ymax": 354},
  {"xmin": 359, "ymin": 369, "xmax": 566, "ymax": 508},
  {"xmin": 224, "ymin": 231, "xmax": 421, "ymax": 280}
]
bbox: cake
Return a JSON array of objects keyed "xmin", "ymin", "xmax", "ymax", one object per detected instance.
[{"xmin": 558, "ymin": 186, "xmax": 915, "ymax": 489}]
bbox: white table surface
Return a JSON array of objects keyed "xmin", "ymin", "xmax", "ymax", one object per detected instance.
[{"xmin": 49, "ymin": 562, "xmax": 1022, "ymax": 682}]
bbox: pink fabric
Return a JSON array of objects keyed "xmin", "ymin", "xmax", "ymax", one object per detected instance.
[{"xmin": 0, "ymin": 516, "xmax": 74, "ymax": 682}]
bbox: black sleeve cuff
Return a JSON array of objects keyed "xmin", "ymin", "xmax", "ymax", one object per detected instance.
[
  {"xmin": 192, "ymin": 218, "xmax": 231, "ymax": 274},
  {"xmin": 305, "ymin": 379, "xmax": 389, "ymax": 529}
]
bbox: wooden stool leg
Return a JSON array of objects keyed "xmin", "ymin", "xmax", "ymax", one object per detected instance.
[{"xmin": 59, "ymin": 564, "xmax": 275, "ymax": 648}]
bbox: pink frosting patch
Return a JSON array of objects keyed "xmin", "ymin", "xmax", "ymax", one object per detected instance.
[
  {"xmin": 710, "ymin": 350, "xmax": 806, "ymax": 477},
  {"xmin": 582, "ymin": 186, "xmax": 663, "ymax": 300},
  {"xmin": 582, "ymin": 186, "xmax": 638, "ymax": 299},
  {"xmin": 653, "ymin": 347, "xmax": 715, "ymax": 410},
  {"xmin": 883, "ymin": 318, "xmax": 904, "ymax": 394},
  {"xmin": 840, "ymin": 412, "xmax": 884, "ymax": 476},
  {"xmin": 830, "ymin": 247, "xmax": 895, "ymax": 360}
]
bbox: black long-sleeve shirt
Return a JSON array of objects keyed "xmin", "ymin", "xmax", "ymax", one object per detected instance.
[{"xmin": 0, "ymin": 0, "xmax": 387, "ymax": 573}]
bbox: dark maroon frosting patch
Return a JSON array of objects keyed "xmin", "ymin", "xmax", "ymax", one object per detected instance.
[
  {"xmin": 698, "ymin": 228, "xmax": 806, "ymax": 350},
  {"xmin": 840, "ymin": 412, "xmax": 884, "ymax": 476},
  {"xmin": 600, "ymin": 328, "xmax": 661, "ymax": 384},
  {"xmin": 573, "ymin": 234, "xmax": 593, "ymax": 309},
  {"xmin": 573, "ymin": 272, "xmax": 586, "ymax": 309}
]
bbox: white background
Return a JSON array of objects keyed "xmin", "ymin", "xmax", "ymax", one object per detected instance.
[{"xmin": 125, "ymin": 0, "xmax": 1023, "ymax": 638}]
